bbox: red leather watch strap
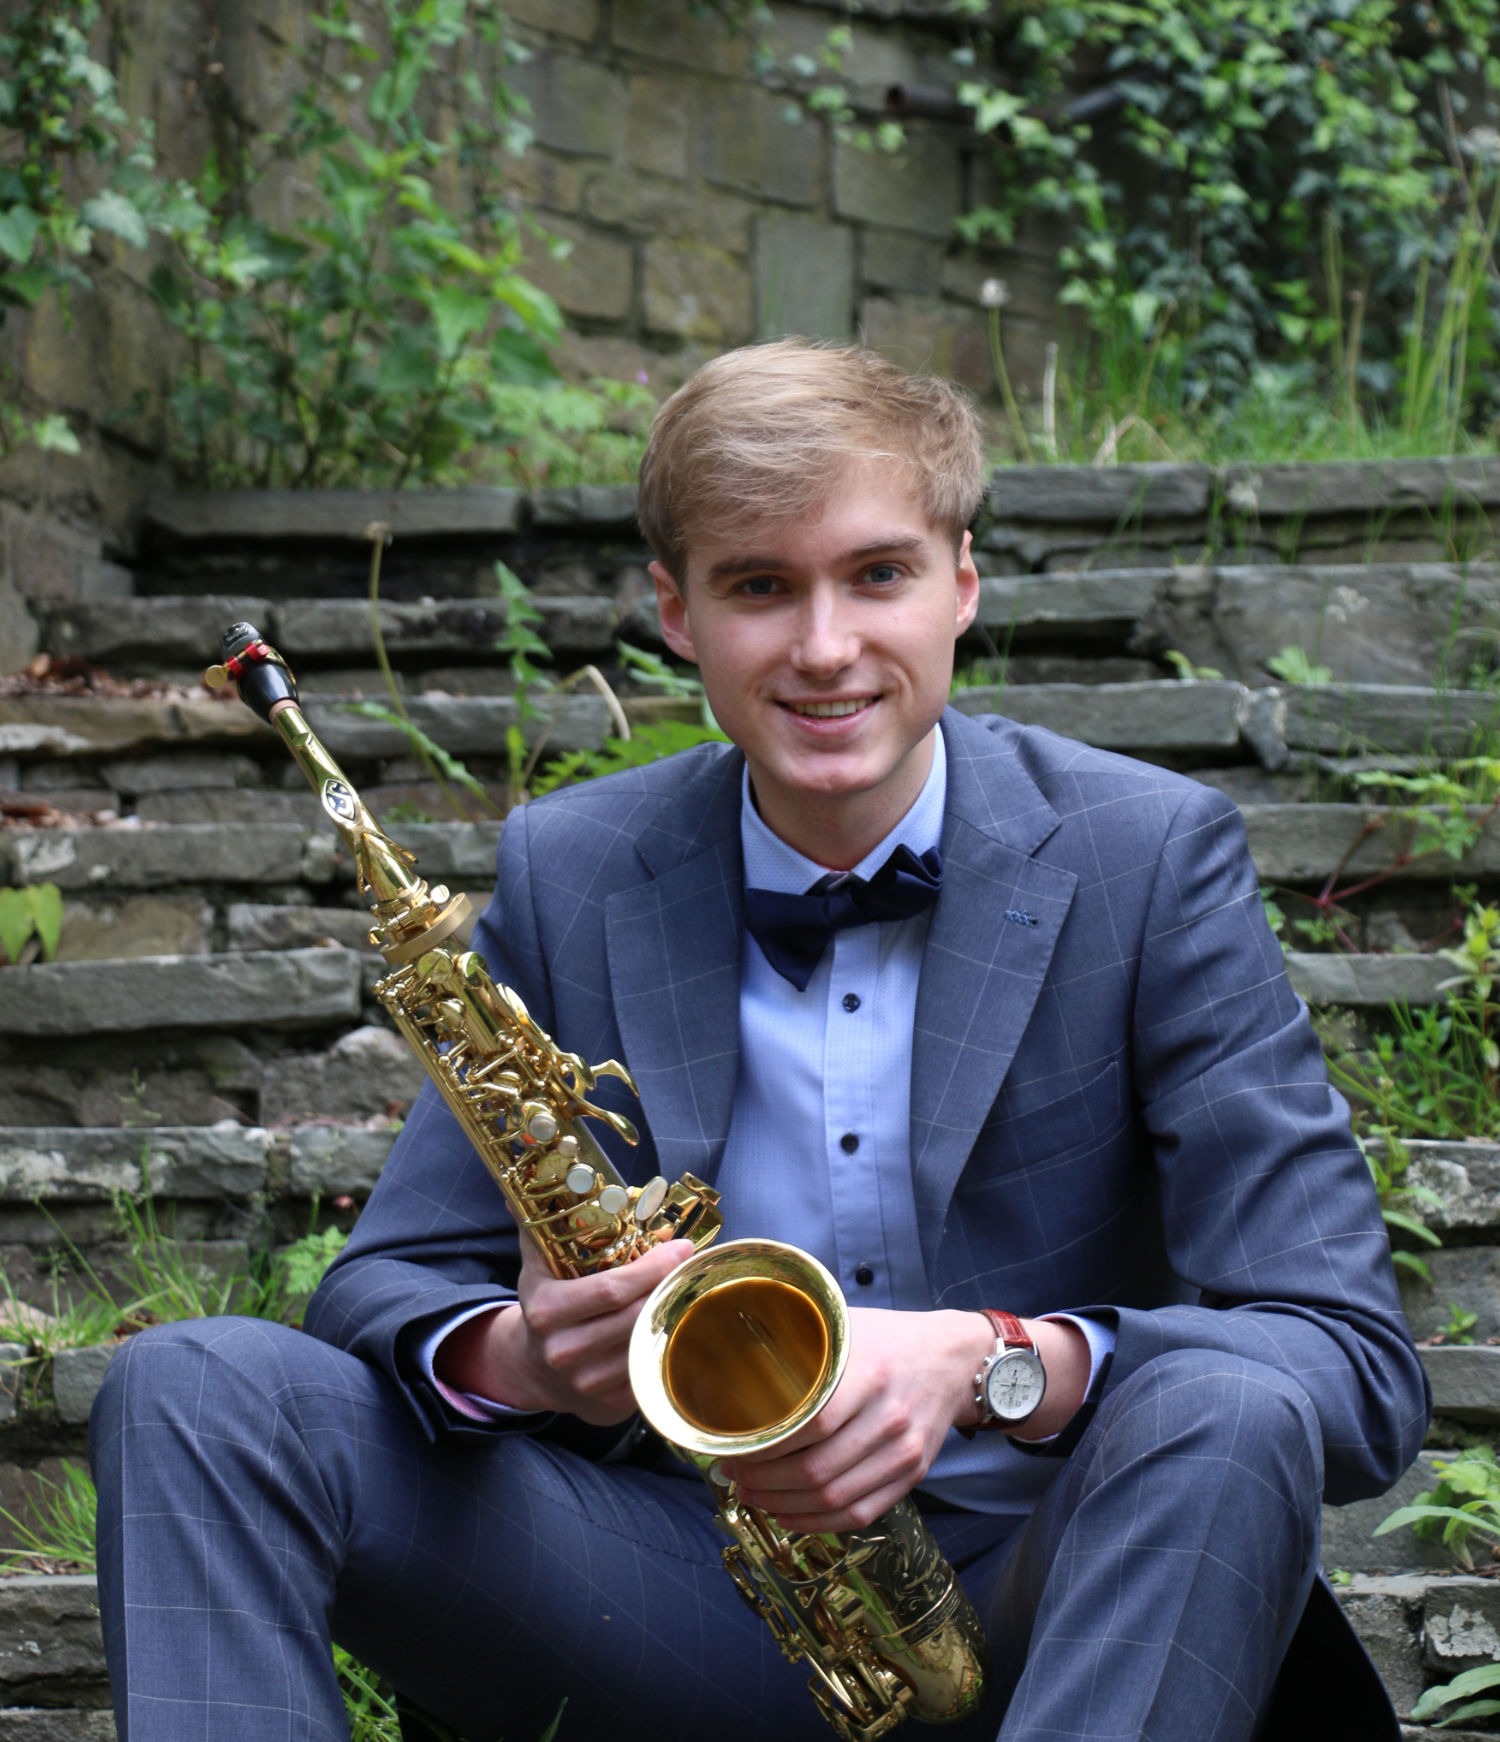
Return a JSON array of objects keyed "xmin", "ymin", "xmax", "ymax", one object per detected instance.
[{"xmin": 979, "ymin": 1308, "xmax": 1029, "ymax": 1350}]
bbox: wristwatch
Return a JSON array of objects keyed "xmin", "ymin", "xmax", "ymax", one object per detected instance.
[{"xmin": 969, "ymin": 1309, "xmax": 1046, "ymax": 1432}]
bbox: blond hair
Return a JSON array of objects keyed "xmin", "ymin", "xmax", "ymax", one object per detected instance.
[{"xmin": 637, "ymin": 339, "xmax": 987, "ymax": 580}]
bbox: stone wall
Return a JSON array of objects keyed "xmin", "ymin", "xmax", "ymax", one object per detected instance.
[{"xmin": 0, "ymin": 0, "xmax": 1029, "ymax": 578}]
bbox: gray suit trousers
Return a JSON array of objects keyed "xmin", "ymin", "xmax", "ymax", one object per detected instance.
[{"xmin": 90, "ymin": 1315, "xmax": 1332, "ymax": 1742}]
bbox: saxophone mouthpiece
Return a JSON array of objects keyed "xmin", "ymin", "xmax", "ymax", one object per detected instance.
[{"xmin": 205, "ymin": 622, "xmax": 300, "ymax": 723}]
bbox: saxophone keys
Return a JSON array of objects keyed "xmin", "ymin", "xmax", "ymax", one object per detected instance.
[
  {"xmin": 634, "ymin": 1175, "xmax": 668, "ymax": 1224},
  {"xmin": 565, "ymin": 1162, "xmax": 598, "ymax": 1196},
  {"xmin": 524, "ymin": 1104, "xmax": 560, "ymax": 1143},
  {"xmin": 596, "ymin": 1184, "xmax": 630, "ymax": 1216}
]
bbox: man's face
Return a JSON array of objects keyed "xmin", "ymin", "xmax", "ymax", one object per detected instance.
[{"xmin": 650, "ymin": 461, "xmax": 980, "ymax": 869}]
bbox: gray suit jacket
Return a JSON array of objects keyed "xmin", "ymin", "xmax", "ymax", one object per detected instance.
[{"xmin": 306, "ymin": 706, "xmax": 1429, "ymax": 1733}]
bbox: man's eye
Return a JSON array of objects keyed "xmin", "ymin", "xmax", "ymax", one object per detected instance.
[
  {"xmin": 864, "ymin": 563, "xmax": 902, "ymax": 585},
  {"xmin": 738, "ymin": 575, "xmax": 780, "ymax": 596}
]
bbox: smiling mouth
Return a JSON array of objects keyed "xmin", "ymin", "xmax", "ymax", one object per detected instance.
[{"xmin": 783, "ymin": 698, "xmax": 873, "ymax": 718}]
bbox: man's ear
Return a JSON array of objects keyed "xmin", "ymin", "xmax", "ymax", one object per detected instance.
[
  {"xmin": 651, "ymin": 559, "xmax": 699, "ymax": 664},
  {"xmin": 954, "ymin": 531, "xmax": 980, "ymax": 638}
]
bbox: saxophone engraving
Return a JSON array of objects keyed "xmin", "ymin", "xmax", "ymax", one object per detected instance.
[{"xmin": 209, "ymin": 623, "xmax": 988, "ymax": 1738}]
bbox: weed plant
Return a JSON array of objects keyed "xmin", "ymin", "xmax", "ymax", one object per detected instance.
[{"xmin": 1376, "ymin": 1444, "xmax": 1500, "ymax": 1725}]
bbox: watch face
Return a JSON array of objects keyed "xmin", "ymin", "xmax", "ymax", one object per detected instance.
[{"xmin": 983, "ymin": 1349, "xmax": 1046, "ymax": 1422}]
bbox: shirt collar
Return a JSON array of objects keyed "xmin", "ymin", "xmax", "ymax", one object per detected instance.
[{"xmin": 739, "ymin": 725, "xmax": 948, "ymax": 895}]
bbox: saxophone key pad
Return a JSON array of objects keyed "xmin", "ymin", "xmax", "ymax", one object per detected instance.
[
  {"xmin": 634, "ymin": 1176, "xmax": 668, "ymax": 1223},
  {"xmin": 565, "ymin": 1162, "xmax": 598, "ymax": 1196}
]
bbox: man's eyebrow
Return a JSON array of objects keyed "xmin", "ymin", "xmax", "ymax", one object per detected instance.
[{"xmin": 703, "ymin": 533, "xmax": 929, "ymax": 583}]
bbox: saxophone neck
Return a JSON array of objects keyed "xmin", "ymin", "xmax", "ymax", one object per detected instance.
[{"xmin": 207, "ymin": 622, "xmax": 470, "ymax": 963}]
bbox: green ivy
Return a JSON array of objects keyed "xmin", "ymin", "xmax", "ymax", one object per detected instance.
[
  {"xmin": 151, "ymin": 0, "xmax": 566, "ymax": 488},
  {"xmin": 0, "ymin": 0, "xmax": 169, "ymax": 455},
  {"xmin": 948, "ymin": 1, "xmax": 1500, "ymax": 424}
]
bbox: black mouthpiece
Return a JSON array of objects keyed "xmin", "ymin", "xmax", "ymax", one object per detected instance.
[{"xmin": 219, "ymin": 622, "xmax": 299, "ymax": 723}]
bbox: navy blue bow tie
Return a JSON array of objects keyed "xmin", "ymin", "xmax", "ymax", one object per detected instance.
[{"xmin": 743, "ymin": 844, "xmax": 943, "ymax": 991}]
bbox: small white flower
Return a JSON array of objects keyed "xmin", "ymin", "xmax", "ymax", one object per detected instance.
[
  {"xmin": 1327, "ymin": 585, "xmax": 1368, "ymax": 624},
  {"xmin": 1463, "ymin": 126, "xmax": 1500, "ymax": 164},
  {"xmin": 980, "ymin": 278, "xmax": 1010, "ymax": 309}
]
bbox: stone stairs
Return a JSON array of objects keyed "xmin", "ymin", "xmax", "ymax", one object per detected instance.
[{"xmin": 2, "ymin": 458, "xmax": 1500, "ymax": 1736}]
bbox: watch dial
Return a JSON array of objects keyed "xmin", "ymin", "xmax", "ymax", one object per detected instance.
[{"xmin": 985, "ymin": 1351, "xmax": 1045, "ymax": 1419}]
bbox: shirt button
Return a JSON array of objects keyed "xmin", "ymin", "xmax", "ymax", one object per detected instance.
[
  {"xmin": 840, "ymin": 1132, "xmax": 859, "ymax": 1154},
  {"xmin": 854, "ymin": 1265, "xmax": 875, "ymax": 1287},
  {"xmin": 842, "ymin": 992, "xmax": 861, "ymax": 1012}
]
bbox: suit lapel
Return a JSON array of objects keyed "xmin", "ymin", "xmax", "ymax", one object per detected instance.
[
  {"xmin": 912, "ymin": 710, "xmax": 1078, "ymax": 1272},
  {"xmin": 604, "ymin": 749, "xmax": 746, "ymax": 1182}
]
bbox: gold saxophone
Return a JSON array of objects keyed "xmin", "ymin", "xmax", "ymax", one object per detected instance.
[{"xmin": 208, "ymin": 623, "xmax": 988, "ymax": 1739}]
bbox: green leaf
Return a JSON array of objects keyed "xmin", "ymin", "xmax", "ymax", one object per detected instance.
[
  {"xmin": 0, "ymin": 204, "xmax": 40, "ymax": 263},
  {"xmin": 80, "ymin": 190, "xmax": 150, "ymax": 249},
  {"xmin": 0, "ymin": 889, "xmax": 35, "ymax": 964},
  {"xmin": 1409, "ymin": 1662, "xmax": 1500, "ymax": 1719},
  {"xmin": 26, "ymin": 884, "xmax": 63, "ymax": 960},
  {"xmin": 426, "ymin": 286, "xmax": 491, "ymax": 359},
  {"xmin": 32, "ymin": 415, "xmax": 81, "ymax": 455}
]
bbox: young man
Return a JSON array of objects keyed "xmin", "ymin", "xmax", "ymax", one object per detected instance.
[{"xmin": 91, "ymin": 340, "xmax": 1428, "ymax": 1742}]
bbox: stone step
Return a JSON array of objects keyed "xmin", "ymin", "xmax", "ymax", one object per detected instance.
[
  {"xmin": 0, "ymin": 1564, "xmax": 1490, "ymax": 1737},
  {"xmin": 41, "ymin": 563, "xmax": 1500, "ymax": 693},
  {"xmin": 8, "ymin": 803, "xmax": 1496, "ymax": 898},
  {"xmin": 0, "ymin": 949, "xmax": 363, "ymax": 1037},
  {"xmin": 0, "ymin": 690, "xmax": 614, "ymax": 766}
]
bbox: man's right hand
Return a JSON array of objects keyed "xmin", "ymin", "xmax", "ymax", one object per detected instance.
[{"xmin": 434, "ymin": 1238, "xmax": 696, "ymax": 1424}]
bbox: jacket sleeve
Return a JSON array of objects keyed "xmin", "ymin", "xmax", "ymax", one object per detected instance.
[{"xmin": 1085, "ymin": 785, "xmax": 1430, "ymax": 1502}]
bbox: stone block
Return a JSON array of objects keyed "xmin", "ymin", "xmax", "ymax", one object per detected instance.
[
  {"xmin": 1281, "ymin": 951, "xmax": 1454, "ymax": 1008},
  {"xmin": 0, "ymin": 1576, "xmax": 109, "ymax": 1709},
  {"xmin": 1206, "ymin": 563, "xmax": 1500, "ymax": 689},
  {"xmin": 581, "ymin": 169, "xmax": 753, "ymax": 253},
  {"xmin": 0, "ymin": 694, "xmax": 262, "ymax": 761},
  {"xmin": 51, "ymin": 1344, "xmax": 118, "ymax": 1426},
  {"xmin": 528, "ymin": 486, "xmax": 639, "ymax": 529},
  {"xmin": 260, "ymin": 1026, "xmax": 426, "ymax": 1124},
  {"xmin": 856, "ymin": 293, "xmax": 991, "ymax": 392},
  {"xmin": 288, "ymin": 1123, "xmax": 399, "ymax": 1199},
  {"xmin": 1335, "ymin": 1575, "xmax": 1428, "ymax": 1719},
  {"xmin": 1403, "ymin": 1142, "xmax": 1500, "ymax": 1237},
  {"xmin": 305, "ymin": 692, "xmax": 608, "ymax": 762},
  {"xmin": 610, "ymin": 0, "xmax": 750, "ymax": 74},
  {"xmin": 1423, "ymin": 1580, "xmax": 1500, "ymax": 1672},
  {"xmin": 625, "ymin": 75, "xmax": 691, "ymax": 179},
  {"xmin": 975, "ymin": 571, "xmax": 1160, "ymax": 638},
  {"xmin": 643, "ymin": 240, "xmax": 753, "ymax": 344},
  {"xmin": 45, "ymin": 597, "xmax": 273, "ymax": 666},
  {"xmin": 226, "ymin": 903, "xmax": 375, "ymax": 955},
  {"xmin": 833, "ymin": 128, "xmax": 961, "ymax": 239},
  {"xmin": 703, "ymin": 86, "xmax": 822, "ymax": 207},
  {"xmin": 506, "ymin": 0, "xmax": 599, "ymax": 40},
  {"xmin": 1221, "ymin": 458, "xmax": 1500, "ymax": 520},
  {"xmin": 0, "ymin": 1708, "xmax": 117, "ymax": 1739},
  {"xmin": 0, "ymin": 823, "xmax": 313, "ymax": 891},
  {"xmin": 1279, "ymin": 684, "xmax": 1500, "ymax": 760},
  {"xmin": 1400, "ymin": 1249, "xmax": 1500, "ymax": 1343},
  {"xmin": 54, "ymin": 895, "xmax": 212, "ymax": 963},
  {"xmin": 1, "ymin": 510, "xmax": 104, "ymax": 608},
  {"xmin": 0, "ymin": 949, "xmax": 362, "ymax": 1038},
  {"xmin": 1239, "ymin": 804, "xmax": 1500, "ymax": 884},
  {"xmin": 951, "ymin": 680, "xmax": 1248, "ymax": 756},
  {"xmin": 756, "ymin": 214, "xmax": 856, "ymax": 341},
  {"xmin": 859, "ymin": 228, "xmax": 944, "ymax": 296},
  {"xmin": 522, "ymin": 217, "xmax": 635, "ymax": 324},
  {"xmin": 0, "ymin": 576, "xmax": 39, "ymax": 676},
  {"xmin": 988, "ymin": 464, "xmax": 1214, "ymax": 526},
  {"xmin": 0, "ymin": 1125, "xmax": 271, "ymax": 1204},
  {"xmin": 1420, "ymin": 1345, "xmax": 1500, "ymax": 1426},
  {"xmin": 505, "ymin": 54, "xmax": 626, "ymax": 159},
  {"xmin": 144, "ymin": 489, "xmax": 525, "ymax": 544},
  {"xmin": 101, "ymin": 751, "xmax": 264, "ymax": 796}
]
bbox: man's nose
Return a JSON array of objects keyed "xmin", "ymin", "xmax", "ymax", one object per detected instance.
[{"xmin": 790, "ymin": 592, "xmax": 857, "ymax": 672}]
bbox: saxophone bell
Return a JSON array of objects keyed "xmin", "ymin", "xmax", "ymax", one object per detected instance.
[{"xmin": 629, "ymin": 1240, "xmax": 990, "ymax": 1737}]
